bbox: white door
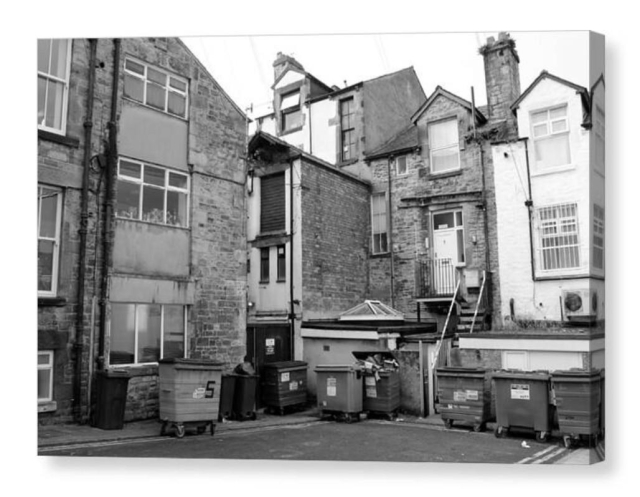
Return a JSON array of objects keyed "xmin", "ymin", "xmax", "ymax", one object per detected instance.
[{"xmin": 433, "ymin": 230, "xmax": 456, "ymax": 294}]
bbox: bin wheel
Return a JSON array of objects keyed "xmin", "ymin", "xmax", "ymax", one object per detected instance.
[
  {"xmin": 210, "ymin": 423, "xmax": 216, "ymax": 437},
  {"xmin": 563, "ymin": 435, "xmax": 573, "ymax": 449},
  {"xmin": 535, "ymin": 431, "xmax": 548, "ymax": 443},
  {"xmin": 160, "ymin": 421, "xmax": 168, "ymax": 436},
  {"xmin": 345, "ymin": 413, "xmax": 353, "ymax": 424},
  {"xmin": 196, "ymin": 425, "xmax": 206, "ymax": 435},
  {"xmin": 495, "ymin": 425, "xmax": 507, "ymax": 438},
  {"xmin": 444, "ymin": 419, "xmax": 453, "ymax": 429},
  {"xmin": 175, "ymin": 424, "xmax": 185, "ymax": 438},
  {"xmin": 473, "ymin": 423, "xmax": 485, "ymax": 433}
]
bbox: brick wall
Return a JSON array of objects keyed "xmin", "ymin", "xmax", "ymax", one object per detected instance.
[{"xmin": 300, "ymin": 161, "xmax": 371, "ymax": 319}]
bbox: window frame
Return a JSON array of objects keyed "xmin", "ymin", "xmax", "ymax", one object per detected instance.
[
  {"xmin": 260, "ymin": 247, "xmax": 270, "ymax": 283},
  {"xmin": 38, "ymin": 351, "xmax": 54, "ymax": 403},
  {"xmin": 38, "ymin": 39, "xmax": 72, "ymax": 135},
  {"xmin": 116, "ymin": 158, "xmax": 190, "ymax": 228},
  {"xmin": 530, "ymin": 104, "xmax": 571, "ymax": 171},
  {"xmin": 395, "ymin": 155, "xmax": 408, "ymax": 176},
  {"xmin": 340, "ymin": 97, "xmax": 356, "ymax": 162},
  {"xmin": 123, "ymin": 56, "xmax": 189, "ymax": 119},
  {"xmin": 280, "ymin": 90, "xmax": 302, "ymax": 133},
  {"xmin": 593, "ymin": 204, "xmax": 604, "ymax": 271},
  {"xmin": 108, "ymin": 303, "xmax": 188, "ymax": 366},
  {"xmin": 371, "ymin": 191, "xmax": 389, "ymax": 255},
  {"xmin": 38, "ymin": 185, "xmax": 63, "ymax": 297},
  {"xmin": 432, "ymin": 209, "xmax": 465, "ymax": 265},
  {"xmin": 276, "ymin": 245, "xmax": 286, "ymax": 282},
  {"xmin": 535, "ymin": 202, "xmax": 581, "ymax": 273},
  {"xmin": 428, "ymin": 118, "xmax": 461, "ymax": 174}
]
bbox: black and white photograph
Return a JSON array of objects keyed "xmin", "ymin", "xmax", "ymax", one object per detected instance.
[{"xmin": 11, "ymin": 1, "xmax": 638, "ymax": 495}]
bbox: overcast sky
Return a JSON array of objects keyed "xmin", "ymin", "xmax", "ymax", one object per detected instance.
[{"xmin": 181, "ymin": 31, "xmax": 594, "ymax": 116}]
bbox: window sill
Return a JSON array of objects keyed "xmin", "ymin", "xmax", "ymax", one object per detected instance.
[
  {"xmin": 38, "ymin": 297, "xmax": 67, "ymax": 307},
  {"xmin": 38, "ymin": 401, "xmax": 57, "ymax": 413},
  {"xmin": 530, "ymin": 164, "xmax": 576, "ymax": 177},
  {"xmin": 338, "ymin": 158, "xmax": 359, "ymax": 167},
  {"xmin": 106, "ymin": 364, "xmax": 159, "ymax": 377},
  {"xmin": 428, "ymin": 169, "xmax": 462, "ymax": 180},
  {"xmin": 116, "ymin": 217, "xmax": 190, "ymax": 231},
  {"xmin": 38, "ymin": 129, "xmax": 80, "ymax": 148},
  {"xmin": 371, "ymin": 252, "xmax": 391, "ymax": 259}
]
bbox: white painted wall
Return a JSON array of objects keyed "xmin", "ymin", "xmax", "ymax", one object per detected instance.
[{"xmin": 308, "ymin": 98, "xmax": 337, "ymax": 164}]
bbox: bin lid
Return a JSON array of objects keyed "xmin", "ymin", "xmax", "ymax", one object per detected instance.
[
  {"xmin": 263, "ymin": 361, "xmax": 308, "ymax": 370},
  {"xmin": 436, "ymin": 367, "xmax": 487, "ymax": 377},
  {"xmin": 351, "ymin": 351, "xmax": 397, "ymax": 362},
  {"xmin": 159, "ymin": 358, "xmax": 225, "ymax": 369},
  {"xmin": 493, "ymin": 370, "xmax": 550, "ymax": 380},
  {"xmin": 98, "ymin": 369, "xmax": 131, "ymax": 378},
  {"xmin": 315, "ymin": 364, "xmax": 360, "ymax": 373}
]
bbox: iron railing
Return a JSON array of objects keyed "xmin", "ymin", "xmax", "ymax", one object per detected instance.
[{"xmin": 415, "ymin": 258, "xmax": 459, "ymax": 298}]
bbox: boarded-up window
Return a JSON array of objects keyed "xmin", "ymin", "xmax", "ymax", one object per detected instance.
[{"xmin": 260, "ymin": 173, "xmax": 285, "ymax": 233}]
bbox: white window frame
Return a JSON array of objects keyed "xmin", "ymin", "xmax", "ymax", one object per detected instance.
[
  {"xmin": 38, "ymin": 185, "xmax": 63, "ymax": 297},
  {"xmin": 280, "ymin": 90, "xmax": 302, "ymax": 133},
  {"xmin": 38, "ymin": 351, "xmax": 54, "ymax": 403},
  {"xmin": 395, "ymin": 155, "xmax": 408, "ymax": 176},
  {"xmin": 109, "ymin": 303, "xmax": 188, "ymax": 366},
  {"xmin": 371, "ymin": 191, "xmax": 389, "ymax": 255},
  {"xmin": 116, "ymin": 158, "xmax": 190, "ymax": 227},
  {"xmin": 428, "ymin": 118, "xmax": 461, "ymax": 174},
  {"xmin": 38, "ymin": 39, "xmax": 72, "ymax": 135},
  {"xmin": 123, "ymin": 57, "xmax": 189, "ymax": 119},
  {"xmin": 593, "ymin": 204, "xmax": 604, "ymax": 271},
  {"xmin": 536, "ymin": 203, "xmax": 581, "ymax": 273},
  {"xmin": 530, "ymin": 104, "xmax": 571, "ymax": 171}
]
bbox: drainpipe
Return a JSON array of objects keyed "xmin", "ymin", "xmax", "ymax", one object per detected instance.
[
  {"xmin": 98, "ymin": 38, "xmax": 121, "ymax": 369},
  {"xmin": 74, "ymin": 38, "xmax": 97, "ymax": 423},
  {"xmin": 523, "ymin": 138, "xmax": 536, "ymax": 282},
  {"xmin": 387, "ymin": 156, "xmax": 395, "ymax": 308},
  {"xmin": 289, "ymin": 158, "xmax": 295, "ymax": 360}
]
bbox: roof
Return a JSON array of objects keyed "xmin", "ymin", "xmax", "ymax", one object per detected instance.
[
  {"xmin": 411, "ymin": 86, "xmax": 487, "ymax": 125},
  {"xmin": 339, "ymin": 300, "xmax": 404, "ymax": 321},
  {"xmin": 510, "ymin": 70, "xmax": 590, "ymax": 112},
  {"xmin": 365, "ymin": 124, "xmax": 420, "ymax": 160}
]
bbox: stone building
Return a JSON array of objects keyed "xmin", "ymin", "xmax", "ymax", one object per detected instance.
[{"xmin": 37, "ymin": 37, "xmax": 247, "ymax": 425}]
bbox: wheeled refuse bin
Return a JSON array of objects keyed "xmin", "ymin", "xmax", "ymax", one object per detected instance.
[
  {"xmin": 92, "ymin": 369, "xmax": 131, "ymax": 430},
  {"xmin": 158, "ymin": 358, "xmax": 223, "ymax": 438},
  {"xmin": 352, "ymin": 352, "xmax": 400, "ymax": 420},
  {"xmin": 261, "ymin": 361, "xmax": 308, "ymax": 415},
  {"xmin": 493, "ymin": 370, "xmax": 552, "ymax": 441},
  {"xmin": 436, "ymin": 367, "xmax": 491, "ymax": 432},
  {"xmin": 551, "ymin": 369, "xmax": 602, "ymax": 448},
  {"xmin": 218, "ymin": 374, "xmax": 237, "ymax": 421},
  {"xmin": 315, "ymin": 364, "xmax": 363, "ymax": 423},
  {"xmin": 232, "ymin": 373, "xmax": 258, "ymax": 421}
]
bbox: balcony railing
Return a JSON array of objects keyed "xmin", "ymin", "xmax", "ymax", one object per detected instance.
[{"xmin": 415, "ymin": 258, "xmax": 459, "ymax": 298}]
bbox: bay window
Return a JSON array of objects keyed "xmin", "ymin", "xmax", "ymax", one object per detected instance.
[
  {"xmin": 38, "ymin": 39, "xmax": 72, "ymax": 134},
  {"xmin": 116, "ymin": 159, "xmax": 190, "ymax": 227},
  {"xmin": 109, "ymin": 303, "xmax": 187, "ymax": 365}
]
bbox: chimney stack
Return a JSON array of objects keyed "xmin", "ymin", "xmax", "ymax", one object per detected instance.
[
  {"xmin": 480, "ymin": 32, "xmax": 521, "ymax": 134},
  {"xmin": 273, "ymin": 52, "xmax": 305, "ymax": 81}
]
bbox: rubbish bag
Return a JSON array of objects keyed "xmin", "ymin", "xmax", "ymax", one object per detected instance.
[{"xmin": 234, "ymin": 356, "xmax": 256, "ymax": 376}]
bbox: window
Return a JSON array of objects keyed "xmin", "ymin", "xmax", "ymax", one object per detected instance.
[
  {"xmin": 593, "ymin": 204, "xmax": 604, "ymax": 270},
  {"xmin": 260, "ymin": 173, "xmax": 285, "ymax": 233},
  {"xmin": 537, "ymin": 203, "xmax": 580, "ymax": 271},
  {"xmin": 277, "ymin": 245, "xmax": 286, "ymax": 282},
  {"xmin": 428, "ymin": 118, "xmax": 460, "ymax": 173},
  {"xmin": 280, "ymin": 90, "xmax": 302, "ymax": 132},
  {"xmin": 531, "ymin": 105, "xmax": 571, "ymax": 170},
  {"xmin": 38, "ymin": 351, "xmax": 54, "ymax": 402},
  {"xmin": 38, "ymin": 39, "xmax": 72, "ymax": 134},
  {"xmin": 371, "ymin": 192, "xmax": 388, "ymax": 254},
  {"xmin": 109, "ymin": 304, "xmax": 186, "ymax": 365},
  {"xmin": 123, "ymin": 58, "xmax": 188, "ymax": 118},
  {"xmin": 116, "ymin": 158, "xmax": 189, "ymax": 227},
  {"xmin": 340, "ymin": 98, "xmax": 356, "ymax": 161},
  {"xmin": 395, "ymin": 156, "xmax": 408, "ymax": 176},
  {"xmin": 594, "ymin": 105, "xmax": 605, "ymax": 171},
  {"xmin": 260, "ymin": 248, "xmax": 270, "ymax": 283},
  {"xmin": 38, "ymin": 185, "xmax": 62, "ymax": 296}
]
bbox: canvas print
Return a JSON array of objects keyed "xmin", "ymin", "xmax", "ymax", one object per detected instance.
[{"xmin": 37, "ymin": 30, "xmax": 605, "ymax": 465}]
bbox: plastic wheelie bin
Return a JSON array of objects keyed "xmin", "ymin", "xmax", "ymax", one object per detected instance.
[
  {"xmin": 158, "ymin": 358, "xmax": 223, "ymax": 438},
  {"xmin": 436, "ymin": 367, "xmax": 491, "ymax": 432},
  {"xmin": 352, "ymin": 351, "xmax": 400, "ymax": 420},
  {"xmin": 218, "ymin": 374, "xmax": 236, "ymax": 421},
  {"xmin": 315, "ymin": 364, "xmax": 363, "ymax": 422},
  {"xmin": 232, "ymin": 373, "xmax": 259, "ymax": 421},
  {"xmin": 551, "ymin": 369, "xmax": 602, "ymax": 448},
  {"xmin": 92, "ymin": 369, "xmax": 131, "ymax": 430},
  {"xmin": 261, "ymin": 361, "xmax": 308, "ymax": 415},
  {"xmin": 493, "ymin": 370, "xmax": 552, "ymax": 441}
]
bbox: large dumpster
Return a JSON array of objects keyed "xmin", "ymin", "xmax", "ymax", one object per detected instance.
[
  {"xmin": 315, "ymin": 364, "xmax": 363, "ymax": 423},
  {"xmin": 493, "ymin": 370, "xmax": 552, "ymax": 441},
  {"xmin": 158, "ymin": 358, "xmax": 223, "ymax": 438},
  {"xmin": 352, "ymin": 351, "xmax": 400, "ymax": 420},
  {"xmin": 436, "ymin": 367, "xmax": 491, "ymax": 432},
  {"xmin": 92, "ymin": 369, "xmax": 131, "ymax": 430},
  {"xmin": 261, "ymin": 361, "xmax": 308, "ymax": 415},
  {"xmin": 551, "ymin": 369, "xmax": 602, "ymax": 448}
]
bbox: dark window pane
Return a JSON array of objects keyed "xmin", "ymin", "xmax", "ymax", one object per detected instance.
[
  {"xmin": 39, "ymin": 189, "xmax": 58, "ymax": 238},
  {"xmin": 116, "ymin": 180, "xmax": 140, "ymax": 219},
  {"xmin": 146, "ymin": 82, "xmax": 166, "ymax": 110},
  {"xmin": 124, "ymin": 74, "xmax": 144, "ymax": 102},
  {"xmin": 144, "ymin": 165, "xmax": 165, "ymax": 186},
  {"xmin": 277, "ymin": 245, "xmax": 286, "ymax": 281},
  {"xmin": 38, "ymin": 368, "xmax": 52, "ymax": 401},
  {"xmin": 433, "ymin": 212, "xmax": 454, "ymax": 230},
  {"xmin": 119, "ymin": 160, "xmax": 142, "ymax": 179},
  {"xmin": 147, "ymin": 67, "xmax": 166, "ymax": 85},
  {"xmin": 169, "ymin": 77, "xmax": 187, "ymax": 92},
  {"xmin": 167, "ymin": 190, "xmax": 187, "ymax": 227},
  {"xmin": 125, "ymin": 59, "xmax": 145, "ymax": 75},
  {"xmin": 260, "ymin": 248, "xmax": 270, "ymax": 283},
  {"xmin": 137, "ymin": 304, "xmax": 161, "ymax": 363},
  {"xmin": 38, "ymin": 39, "xmax": 51, "ymax": 73},
  {"xmin": 38, "ymin": 240, "xmax": 54, "ymax": 292},
  {"xmin": 168, "ymin": 172, "xmax": 188, "ymax": 189},
  {"xmin": 142, "ymin": 186, "xmax": 165, "ymax": 223},
  {"xmin": 168, "ymin": 92, "xmax": 186, "ymax": 117},
  {"xmin": 163, "ymin": 306, "xmax": 185, "ymax": 360},
  {"xmin": 110, "ymin": 304, "xmax": 136, "ymax": 365},
  {"xmin": 283, "ymin": 109, "xmax": 302, "ymax": 131}
]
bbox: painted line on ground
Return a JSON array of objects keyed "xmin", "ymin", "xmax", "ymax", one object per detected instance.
[
  {"xmin": 530, "ymin": 447, "xmax": 568, "ymax": 464},
  {"xmin": 38, "ymin": 436, "xmax": 168, "ymax": 453},
  {"xmin": 516, "ymin": 445, "xmax": 558, "ymax": 464}
]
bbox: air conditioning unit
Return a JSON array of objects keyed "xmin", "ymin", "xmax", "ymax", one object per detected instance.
[{"xmin": 562, "ymin": 289, "xmax": 598, "ymax": 319}]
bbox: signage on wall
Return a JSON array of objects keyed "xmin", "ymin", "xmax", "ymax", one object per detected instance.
[{"xmin": 266, "ymin": 338, "xmax": 275, "ymax": 355}]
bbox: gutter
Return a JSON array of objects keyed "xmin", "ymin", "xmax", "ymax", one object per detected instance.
[{"xmin": 74, "ymin": 38, "xmax": 97, "ymax": 423}]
